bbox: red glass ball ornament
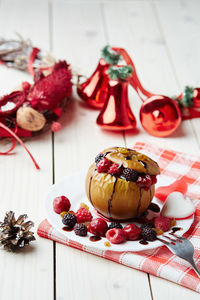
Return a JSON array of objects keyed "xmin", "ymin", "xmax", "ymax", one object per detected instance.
[
  {"xmin": 96, "ymin": 79, "xmax": 137, "ymax": 131},
  {"xmin": 140, "ymin": 95, "xmax": 181, "ymax": 137}
]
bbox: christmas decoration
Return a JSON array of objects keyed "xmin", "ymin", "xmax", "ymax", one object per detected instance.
[
  {"xmin": 113, "ymin": 47, "xmax": 182, "ymax": 137},
  {"xmin": 77, "ymin": 46, "xmax": 121, "ymax": 109},
  {"xmin": 96, "ymin": 65, "xmax": 137, "ymax": 131},
  {"xmin": 0, "ymin": 211, "xmax": 35, "ymax": 252},
  {"xmin": 0, "ymin": 36, "xmax": 72, "ymax": 169}
]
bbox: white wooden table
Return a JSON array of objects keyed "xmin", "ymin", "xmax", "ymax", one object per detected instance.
[{"xmin": 0, "ymin": 0, "xmax": 200, "ymax": 299}]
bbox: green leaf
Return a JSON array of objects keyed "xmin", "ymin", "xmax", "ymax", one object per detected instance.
[
  {"xmin": 101, "ymin": 45, "xmax": 121, "ymax": 65},
  {"xmin": 107, "ymin": 65, "xmax": 133, "ymax": 80},
  {"xmin": 183, "ymin": 86, "xmax": 194, "ymax": 107}
]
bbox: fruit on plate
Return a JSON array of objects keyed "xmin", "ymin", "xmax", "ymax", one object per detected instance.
[
  {"xmin": 89, "ymin": 218, "xmax": 108, "ymax": 237},
  {"xmin": 53, "ymin": 195, "xmax": 71, "ymax": 214},
  {"xmin": 123, "ymin": 224, "xmax": 141, "ymax": 241},
  {"xmin": 106, "ymin": 228, "xmax": 126, "ymax": 244},
  {"xmin": 85, "ymin": 147, "xmax": 160, "ymax": 220}
]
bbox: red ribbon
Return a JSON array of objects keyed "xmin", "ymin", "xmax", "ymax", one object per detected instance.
[
  {"xmin": 28, "ymin": 47, "xmax": 40, "ymax": 76},
  {"xmin": 0, "ymin": 137, "xmax": 16, "ymax": 155},
  {"xmin": 0, "ymin": 122, "xmax": 40, "ymax": 170}
]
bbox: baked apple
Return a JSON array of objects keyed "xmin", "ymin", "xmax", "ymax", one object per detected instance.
[{"xmin": 86, "ymin": 147, "xmax": 160, "ymax": 220}]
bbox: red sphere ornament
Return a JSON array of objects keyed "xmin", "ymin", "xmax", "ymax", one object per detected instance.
[
  {"xmin": 96, "ymin": 78, "xmax": 137, "ymax": 131},
  {"xmin": 77, "ymin": 58, "xmax": 109, "ymax": 109},
  {"xmin": 140, "ymin": 95, "xmax": 181, "ymax": 137}
]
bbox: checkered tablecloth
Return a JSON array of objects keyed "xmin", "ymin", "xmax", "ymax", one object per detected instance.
[{"xmin": 38, "ymin": 142, "xmax": 200, "ymax": 293}]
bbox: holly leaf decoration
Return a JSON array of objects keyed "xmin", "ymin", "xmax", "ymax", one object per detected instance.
[
  {"xmin": 183, "ymin": 86, "xmax": 194, "ymax": 107},
  {"xmin": 101, "ymin": 45, "xmax": 121, "ymax": 65},
  {"xmin": 107, "ymin": 65, "xmax": 133, "ymax": 80}
]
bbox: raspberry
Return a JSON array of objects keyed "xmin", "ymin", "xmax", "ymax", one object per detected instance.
[
  {"xmin": 108, "ymin": 222, "xmax": 123, "ymax": 230},
  {"xmin": 151, "ymin": 175, "xmax": 157, "ymax": 184},
  {"xmin": 137, "ymin": 174, "xmax": 152, "ymax": 189},
  {"xmin": 154, "ymin": 216, "xmax": 170, "ymax": 232},
  {"xmin": 89, "ymin": 218, "xmax": 108, "ymax": 237},
  {"xmin": 106, "ymin": 228, "xmax": 126, "ymax": 244},
  {"xmin": 62, "ymin": 213, "xmax": 77, "ymax": 228},
  {"xmin": 123, "ymin": 224, "xmax": 141, "ymax": 241},
  {"xmin": 120, "ymin": 168, "xmax": 138, "ymax": 181},
  {"xmin": 97, "ymin": 158, "xmax": 112, "ymax": 173},
  {"xmin": 53, "ymin": 196, "xmax": 71, "ymax": 214},
  {"xmin": 141, "ymin": 226, "xmax": 157, "ymax": 241},
  {"xmin": 75, "ymin": 207, "xmax": 93, "ymax": 223},
  {"xmin": 95, "ymin": 153, "xmax": 104, "ymax": 164},
  {"xmin": 108, "ymin": 163, "xmax": 122, "ymax": 175},
  {"xmin": 74, "ymin": 223, "xmax": 88, "ymax": 236}
]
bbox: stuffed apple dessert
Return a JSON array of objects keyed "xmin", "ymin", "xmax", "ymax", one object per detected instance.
[{"xmin": 86, "ymin": 147, "xmax": 160, "ymax": 220}]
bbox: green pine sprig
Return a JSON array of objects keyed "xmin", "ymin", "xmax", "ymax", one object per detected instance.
[
  {"xmin": 107, "ymin": 65, "xmax": 133, "ymax": 80},
  {"xmin": 101, "ymin": 45, "xmax": 121, "ymax": 65},
  {"xmin": 182, "ymin": 86, "xmax": 194, "ymax": 107}
]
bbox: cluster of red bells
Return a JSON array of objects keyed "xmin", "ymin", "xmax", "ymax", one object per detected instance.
[{"xmin": 77, "ymin": 47, "xmax": 200, "ymax": 137}]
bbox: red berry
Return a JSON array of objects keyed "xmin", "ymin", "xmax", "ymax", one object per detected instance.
[
  {"xmin": 154, "ymin": 216, "xmax": 170, "ymax": 232},
  {"xmin": 123, "ymin": 224, "xmax": 141, "ymax": 241},
  {"xmin": 107, "ymin": 163, "xmax": 122, "ymax": 175},
  {"xmin": 106, "ymin": 228, "xmax": 126, "ymax": 244},
  {"xmin": 151, "ymin": 175, "xmax": 157, "ymax": 184},
  {"xmin": 89, "ymin": 218, "xmax": 108, "ymax": 237},
  {"xmin": 75, "ymin": 207, "xmax": 93, "ymax": 223},
  {"xmin": 53, "ymin": 196, "xmax": 71, "ymax": 214},
  {"xmin": 97, "ymin": 158, "xmax": 112, "ymax": 173},
  {"xmin": 137, "ymin": 174, "xmax": 152, "ymax": 189}
]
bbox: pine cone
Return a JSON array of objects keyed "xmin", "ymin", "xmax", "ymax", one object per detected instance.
[{"xmin": 0, "ymin": 211, "xmax": 35, "ymax": 252}]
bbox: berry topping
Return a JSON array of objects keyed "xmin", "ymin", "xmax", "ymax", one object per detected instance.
[
  {"xmin": 120, "ymin": 168, "xmax": 138, "ymax": 181},
  {"xmin": 154, "ymin": 216, "xmax": 170, "ymax": 232},
  {"xmin": 74, "ymin": 223, "xmax": 88, "ymax": 236},
  {"xmin": 53, "ymin": 196, "xmax": 71, "ymax": 214},
  {"xmin": 108, "ymin": 222, "xmax": 123, "ymax": 230},
  {"xmin": 62, "ymin": 213, "xmax": 77, "ymax": 229},
  {"xmin": 95, "ymin": 153, "xmax": 104, "ymax": 164},
  {"xmin": 89, "ymin": 218, "xmax": 108, "ymax": 237},
  {"xmin": 80, "ymin": 203, "xmax": 89, "ymax": 210},
  {"xmin": 60, "ymin": 211, "xmax": 68, "ymax": 218},
  {"xmin": 106, "ymin": 228, "xmax": 126, "ymax": 244},
  {"xmin": 108, "ymin": 163, "xmax": 122, "ymax": 175},
  {"xmin": 97, "ymin": 158, "xmax": 112, "ymax": 173},
  {"xmin": 75, "ymin": 207, "xmax": 93, "ymax": 223},
  {"xmin": 123, "ymin": 224, "xmax": 141, "ymax": 241},
  {"xmin": 137, "ymin": 174, "xmax": 152, "ymax": 189},
  {"xmin": 151, "ymin": 175, "xmax": 157, "ymax": 185},
  {"xmin": 141, "ymin": 226, "xmax": 157, "ymax": 241}
]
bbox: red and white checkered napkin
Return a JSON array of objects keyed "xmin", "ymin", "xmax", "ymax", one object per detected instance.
[{"xmin": 38, "ymin": 142, "xmax": 200, "ymax": 293}]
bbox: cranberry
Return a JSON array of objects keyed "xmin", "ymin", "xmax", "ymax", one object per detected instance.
[
  {"xmin": 89, "ymin": 218, "xmax": 108, "ymax": 237},
  {"xmin": 106, "ymin": 228, "xmax": 126, "ymax": 244},
  {"xmin": 123, "ymin": 224, "xmax": 141, "ymax": 241},
  {"xmin": 151, "ymin": 175, "xmax": 157, "ymax": 184},
  {"xmin": 53, "ymin": 196, "xmax": 71, "ymax": 214}
]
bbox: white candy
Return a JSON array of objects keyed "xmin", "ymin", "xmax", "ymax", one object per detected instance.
[{"xmin": 161, "ymin": 191, "xmax": 195, "ymax": 219}]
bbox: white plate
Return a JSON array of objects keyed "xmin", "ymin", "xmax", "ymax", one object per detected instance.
[{"xmin": 45, "ymin": 171, "xmax": 194, "ymax": 252}]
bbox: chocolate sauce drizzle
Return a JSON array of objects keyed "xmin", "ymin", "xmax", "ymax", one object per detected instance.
[
  {"xmin": 108, "ymin": 177, "xmax": 118, "ymax": 219},
  {"xmin": 88, "ymin": 169, "xmax": 96, "ymax": 205},
  {"xmin": 136, "ymin": 188, "xmax": 142, "ymax": 217}
]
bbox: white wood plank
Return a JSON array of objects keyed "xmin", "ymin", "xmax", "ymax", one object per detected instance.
[
  {"xmin": 52, "ymin": 1, "xmax": 151, "ymax": 299},
  {"xmin": 0, "ymin": 1, "xmax": 53, "ymax": 300}
]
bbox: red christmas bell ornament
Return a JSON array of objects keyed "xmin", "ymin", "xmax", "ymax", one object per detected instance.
[
  {"xmin": 77, "ymin": 46, "xmax": 121, "ymax": 109},
  {"xmin": 96, "ymin": 65, "xmax": 137, "ymax": 131}
]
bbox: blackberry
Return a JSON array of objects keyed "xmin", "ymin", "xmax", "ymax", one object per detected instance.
[
  {"xmin": 141, "ymin": 226, "xmax": 157, "ymax": 241},
  {"xmin": 108, "ymin": 222, "xmax": 123, "ymax": 230},
  {"xmin": 140, "ymin": 222, "xmax": 153, "ymax": 231},
  {"xmin": 95, "ymin": 153, "xmax": 104, "ymax": 164},
  {"xmin": 62, "ymin": 213, "xmax": 77, "ymax": 228},
  {"xmin": 74, "ymin": 223, "xmax": 88, "ymax": 236},
  {"xmin": 120, "ymin": 168, "xmax": 138, "ymax": 182}
]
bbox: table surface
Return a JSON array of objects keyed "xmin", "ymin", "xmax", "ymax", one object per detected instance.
[{"xmin": 0, "ymin": 0, "xmax": 200, "ymax": 299}]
